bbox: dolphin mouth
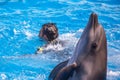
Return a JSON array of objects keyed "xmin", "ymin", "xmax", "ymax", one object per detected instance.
[
  {"xmin": 88, "ymin": 12, "xmax": 98, "ymax": 29},
  {"xmin": 81, "ymin": 13, "xmax": 99, "ymax": 38}
]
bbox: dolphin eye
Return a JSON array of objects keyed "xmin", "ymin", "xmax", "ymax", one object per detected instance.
[{"xmin": 91, "ymin": 43, "xmax": 97, "ymax": 49}]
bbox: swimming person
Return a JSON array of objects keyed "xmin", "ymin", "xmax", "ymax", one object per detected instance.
[{"xmin": 36, "ymin": 23, "xmax": 63, "ymax": 54}]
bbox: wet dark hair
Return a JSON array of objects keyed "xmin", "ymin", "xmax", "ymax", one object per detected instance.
[
  {"xmin": 39, "ymin": 23, "xmax": 58, "ymax": 42},
  {"xmin": 42, "ymin": 23, "xmax": 56, "ymax": 28}
]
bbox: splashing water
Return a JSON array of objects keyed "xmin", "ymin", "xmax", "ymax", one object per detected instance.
[{"xmin": 0, "ymin": 0, "xmax": 120, "ymax": 80}]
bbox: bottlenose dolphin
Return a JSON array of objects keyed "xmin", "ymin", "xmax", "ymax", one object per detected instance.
[{"xmin": 49, "ymin": 13, "xmax": 107, "ymax": 80}]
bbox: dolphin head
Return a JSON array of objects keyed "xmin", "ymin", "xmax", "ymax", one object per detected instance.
[
  {"xmin": 68, "ymin": 12, "xmax": 107, "ymax": 80},
  {"xmin": 84, "ymin": 13, "xmax": 106, "ymax": 52},
  {"xmin": 71, "ymin": 13, "xmax": 107, "ymax": 70}
]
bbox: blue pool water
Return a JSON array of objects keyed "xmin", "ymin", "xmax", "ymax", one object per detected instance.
[{"xmin": 0, "ymin": 0, "xmax": 120, "ymax": 80}]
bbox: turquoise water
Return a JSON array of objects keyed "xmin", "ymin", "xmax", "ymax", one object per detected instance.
[{"xmin": 0, "ymin": 0, "xmax": 120, "ymax": 80}]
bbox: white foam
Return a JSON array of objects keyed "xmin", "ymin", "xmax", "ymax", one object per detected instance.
[
  {"xmin": 107, "ymin": 70, "xmax": 120, "ymax": 76},
  {"xmin": 13, "ymin": 28, "xmax": 20, "ymax": 35},
  {"xmin": 59, "ymin": 33, "xmax": 75, "ymax": 40},
  {"xmin": 24, "ymin": 24, "xmax": 30, "ymax": 29},
  {"xmin": 35, "ymin": 74, "xmax": 46, "ymax": 80},
  {"xmin": 13, "ymin": 29, "xmax": 17, "ymax": 34},
  {"xmin": 22, "ymin": 21, "xmax": 30, "ymax": 28},
  {"xmin": 44, "ymin": 43, "xmax": 64, "ymax": 51},
  {"xmin": 78, "ymin": 29, "xmax": 83, "ymax": 32},
  {"xmin": 23, "ymin": 21, "xmax": 27, "ymax": 25},
  {"xmin": 24, "ymin": 31, "xmax": 34, "ymax": 39},
  {"xmin": 0, "ymin": 73, "xmax": 7, "ymax": 80},
  {"xmin": 60, "ymin": 33, "xmax": 78, "ymax": 47}
]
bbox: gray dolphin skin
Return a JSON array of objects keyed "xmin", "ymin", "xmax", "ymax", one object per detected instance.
[{"xmin": 49, "ymin": 13, "xmax": 107, "ymax": 80}]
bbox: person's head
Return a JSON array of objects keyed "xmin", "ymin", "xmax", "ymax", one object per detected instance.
[{"xmin": 39, "ymin": 23, "xmax": 58, "ymax": 42}]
